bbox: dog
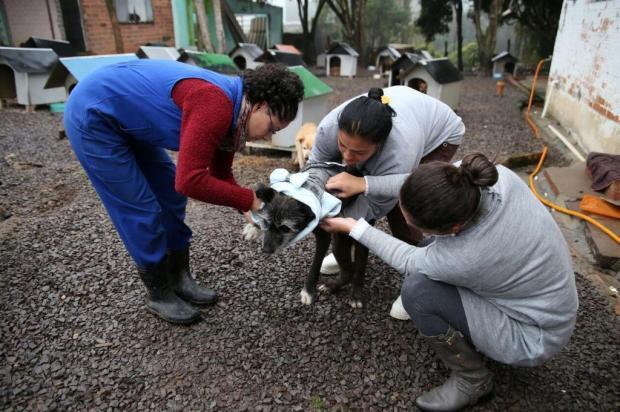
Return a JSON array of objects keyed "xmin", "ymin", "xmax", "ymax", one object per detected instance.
[
  {"xmin": 243, "ymin": 164, "xmax": 370, "ymax": 308},
  {"xmin": 294, "ymin": 123, "xmax": 316, "ymax": 169}
]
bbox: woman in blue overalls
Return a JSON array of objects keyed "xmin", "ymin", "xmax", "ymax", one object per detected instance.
[{"xmin": 64, "ymin": 60, "xmax": 303, "ymax": 324}]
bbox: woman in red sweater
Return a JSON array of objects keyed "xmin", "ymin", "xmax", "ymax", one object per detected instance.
[{"xmin": 65, "ymin": 61, "xmax": 304, "ymax": 324}]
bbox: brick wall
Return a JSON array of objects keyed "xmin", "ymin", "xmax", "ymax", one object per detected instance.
[{"xmin": 80, "ymin": 0, "xmax": 175, "ymax": 55}]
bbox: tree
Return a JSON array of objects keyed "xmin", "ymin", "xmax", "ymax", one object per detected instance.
[
  {"xmin": 326, "ymin": 0, "xmax": 368, "ymax": 60},
  {"xmin": 212, "ymin": 0, "xmax": 226, "ymax": 53},
  {"xmin": 364, "ymin": 0, "xmax": 412, "ymax": 51},
  {"xmin": 104, "ymin": 0, "xmax": 124, "ymax": 53},
  {"xmin": 501, "ymin": 0, "xmax": 563, "ymax": 58},
  {"xmin": 296, "ymin": 0, "xmax": 328, "ymax": 64},
  {"xmin": 471, "ymin": 0, "xmax": 502, "ymax": 76},
  {"xmin": 416, "ymin": 0, "xmax": 464, "ymax": 71},
  {"xmin": 194, "ymin": 0, "xmax": 214, "ymax": 52}
]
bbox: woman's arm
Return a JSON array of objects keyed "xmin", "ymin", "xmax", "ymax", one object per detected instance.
[
  {"xmin": 321, "ymin": 217, "xmax": 421, "ymax": 276},
  {"xmin": 173, "ymin": 79, "xmax": 254, "ymax": 211}
]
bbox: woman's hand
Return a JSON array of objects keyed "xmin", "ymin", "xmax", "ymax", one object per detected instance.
[
  {"xmin": 325, "ymin": 172, "xmax": 366, "ymax": 198},
  {"xmin": 319, "ymin": 217, "xmax": 358, "ymax": 234}
]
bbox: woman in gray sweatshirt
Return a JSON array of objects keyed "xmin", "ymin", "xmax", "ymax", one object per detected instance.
[
  {"xmin": 320, "ymin": 153, "xmax": 578, "ymax": 411},
  {"xmin": 309, "ymin": 87, "xmax": 465, "ymax": 305}
]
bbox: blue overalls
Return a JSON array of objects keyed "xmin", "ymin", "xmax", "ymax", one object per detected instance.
[{"xmin": 64, "ymin": 60, "xmax": 243, "ymax": 268}]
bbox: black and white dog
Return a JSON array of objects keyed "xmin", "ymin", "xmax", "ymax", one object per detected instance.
[{"xmin": 243, "ymin": 163, "xmax": 370, "ymax": 308}]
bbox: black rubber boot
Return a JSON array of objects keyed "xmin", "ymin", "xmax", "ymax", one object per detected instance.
[
  {"xmin": 416, "ymin": 326, "xmax": 493, "ymax": 411},
  {"xmin": 138, "ymin": 257, "xmax": 202, "ymax": 325},
  {"xmin": 168, "ymin": 246, "xmax": 218, "ymax": 305}
]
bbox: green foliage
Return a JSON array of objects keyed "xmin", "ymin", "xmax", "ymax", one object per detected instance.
[
  {"xmin": 449, "ymin": 41, "xmax": 478, "ymax": 70},
  {"xmin": 363, "ymin": 0, "xmax": 413, "ymax": 49},
  {"xmin": 416, "ymin": 0, "xmax": 453, "ymax": 42},
  {"xmin": 310, "ymin": 395, "xmax": 325, "ymax": 411}
]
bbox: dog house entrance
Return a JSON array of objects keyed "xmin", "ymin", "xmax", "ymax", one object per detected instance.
[
  {"xmin": 408, "ymin": 78, "xmax": 428, "ymax": 94},
  {"xmin": 234, "ymin": 56, "xmax": 247, "ymax": 70},
  {"xmin": 330, "ymin": 57, "xmax": 341, "ymax": 76}
]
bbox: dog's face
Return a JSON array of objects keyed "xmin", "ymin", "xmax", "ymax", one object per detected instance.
[{"xmin": 253, "ymin": 184, "xmax": 314, "ymax": 254}]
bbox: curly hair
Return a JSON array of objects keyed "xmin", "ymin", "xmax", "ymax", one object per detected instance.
[{"xmin": 242, "ymin": 64, "xmax": 304, "ymax": 122}]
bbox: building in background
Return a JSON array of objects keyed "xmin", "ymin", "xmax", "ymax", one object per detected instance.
[{"xmin": 545, "ymin": 0, "xmax": 619, "ymax": 154}]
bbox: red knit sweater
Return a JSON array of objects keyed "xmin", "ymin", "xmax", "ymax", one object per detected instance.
[{"xmin": 172, "ymin": 78, "xmax": 253, "ymax": 211}]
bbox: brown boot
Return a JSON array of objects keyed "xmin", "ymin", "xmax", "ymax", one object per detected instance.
[
  {"xmin": 416, "ymin": 326, "xmax": 493, "ymax": 411},
  {"xmin": 168, "ymin": 246, "xmax": 218, "ymax": 305}
]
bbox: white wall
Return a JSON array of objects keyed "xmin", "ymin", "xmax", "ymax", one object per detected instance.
[
  {"xmin": 14, "ymin": 72, "xmax": 66, "ymax": 105},
  {"xmin": 4, "ymin": 0, "xmax": 63, "ymax": 45},
  {"xmin": 546, "ymin": 0, "xmax": 620, "ymax": 154}
]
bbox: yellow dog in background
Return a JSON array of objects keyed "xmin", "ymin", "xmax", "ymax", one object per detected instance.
[{"xmin": 294, "ymin": 123, "xmax": 317, "ymax": 169}]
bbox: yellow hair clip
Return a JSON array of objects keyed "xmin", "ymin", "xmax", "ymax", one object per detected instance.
[{"xmin": 381, "ymin": 95, "xmax": 390, "ymax": 105}]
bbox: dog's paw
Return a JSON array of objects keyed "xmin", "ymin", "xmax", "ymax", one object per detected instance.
[
  {"xmin": 300, "ymin": 288, "xmax": 316, "ymax": 305},
  {"xmin": 318, "ymin": 279, "xmax": 344, "ymax": 294},
  {"xmin": 348, "ymin": 299, "xmax": 363, "ymax": 309},
  {"xmin": 242, "ymin": 223, "xmax": 261, "ymax": 241}
]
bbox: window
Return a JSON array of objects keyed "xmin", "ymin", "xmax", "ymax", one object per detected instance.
[{"xmin": 115, "ymin": 0, "xmax": 153, "ymax": 23}]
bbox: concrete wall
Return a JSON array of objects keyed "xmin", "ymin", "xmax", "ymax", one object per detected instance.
[
  {"xmin": 81, "ymin": 0, "xmax": 174, "ymax": 55},
  {"xmin": 4, "ymin": 0, "xmax": 63, "ymax": 45},
  {"xmin": 546, "ymin": 0, "xmax": 620, "ymax": 154}
]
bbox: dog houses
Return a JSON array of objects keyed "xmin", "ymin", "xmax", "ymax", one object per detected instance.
[
  {"xmin": 400, "ymin": 58, "xmax": 463, "ymax": 110},
  {"xmin": 229, "ymin": 43, "xmax": 263, "ymax": 70},
  {"xmin": 136, "ymin": 46, "xmax": 181, "ymax": 60},
  {"xmin": 45, "ymin": 54, "xmax": 139, "ymax": 95},
  {"xmin": 388, "ymin": 52, "xmax": 424, "ymax": 86},
  {"xmin": 254, "ymin": 50, "xmax": 306, "ymax": 67},
  {"xmin": 325, "ymin": 42, "xmax": 358, "ymax": 77},
  {"xmin": 178, "ymin": 50, "xmax": 239, "ymax": 75},
  {"xmin": 0, "ymin": 47, "xmax": 66, "ymax": 108},
  {"xmin": 20, "ymin": 37, "xmax": 77, "ymax": 58},
  {"xmin": 271, "ymin": 44, "xmax": 302, "ymax": 55},
  {"xmin": 492, "ymin": 51, "xmax": 518, "ymax": 78},
  {"xmin": 247, "ymin": 65, "xmax": 332, "ymax": 151},
  {"xmin": 376, "ymin": 46, "xmax": 402, "ymax": 76}
]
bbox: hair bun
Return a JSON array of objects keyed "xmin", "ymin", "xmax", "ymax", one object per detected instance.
[
  {"xmin": 460, "ymin": 153, "xmax": 499, "ymax": 187},
  {"xmin": 367, "ymin": 88, "xmax": 384, "ymax": 101}
]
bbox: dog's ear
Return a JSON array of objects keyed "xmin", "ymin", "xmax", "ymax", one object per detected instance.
[{"xmin": 255, "ymin": 183, "xmax": 276, "ymax": 203}]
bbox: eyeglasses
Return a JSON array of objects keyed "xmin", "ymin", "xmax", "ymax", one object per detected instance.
[{"xmin": 267, "ymin": 108, "xmax": 280, "ymax": 135}]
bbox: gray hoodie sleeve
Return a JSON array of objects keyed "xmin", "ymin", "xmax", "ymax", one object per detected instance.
[{"xmin": 349, "ymin": 219, "xmax": 423, "ymax": 276}]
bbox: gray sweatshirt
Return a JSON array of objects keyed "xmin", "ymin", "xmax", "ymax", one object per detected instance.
[
  {"xmin": 308, "ymin": 86, "xmax": 465, "ymax": 221},
  {"xmin": 349, "ymin": 166, "xmax": 579, "ymax": 366}
]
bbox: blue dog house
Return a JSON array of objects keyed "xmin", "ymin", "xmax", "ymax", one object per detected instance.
[{"xmin": 45, "ymin": 53, "xmax": 139, "ymax": 95}]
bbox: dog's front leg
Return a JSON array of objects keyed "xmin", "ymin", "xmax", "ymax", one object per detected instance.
[
  {"xmin": 300, "ymin": 228, "xmax": 331, "ymax": 305},
  {"xmin": 349, "ymin": 241, "xmax": 370, "ymax": 309}
]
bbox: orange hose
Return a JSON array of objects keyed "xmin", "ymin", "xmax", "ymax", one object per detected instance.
[{"xmin": 525, "ymin": 59, "xmax": 620, "ymax": 244}]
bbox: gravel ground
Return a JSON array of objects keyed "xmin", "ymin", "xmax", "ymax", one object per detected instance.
[{"xmin": 1, "ymin": 75, "xmax": 618, "ymax": 410}]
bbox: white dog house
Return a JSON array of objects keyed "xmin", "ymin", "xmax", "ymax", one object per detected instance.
[
  {"xmin": 136, "ymin": 46, "xmax": 180, "ymax": 60},
  {"xmin": 375, "ymin": 46, "xmax": 401, "ymax": 76},
  {"xmin": 491, "ymin": 51, "xmax": 518, "ymax": 78},
  {"xmin": 247, "ymin": 66, "xmax": 332, "ymax": 151},
  {"xmin": 325, "ymin": 42, "xmax": 358, "ymax": 77},
  {"xmin": 45, "ymin": 54, "xmax": 139, "ymax": 95},
  {"xmin": 388, "ymin": 52, "xmax": 424, "ymax": 87},
  {"xmin": 229, "ymin": 43, "xmax": 263, "ymax": 70},
  {"xmin": 400, "ymin": 58, "xmax": 463, "ymax": 110},
  {"xmin": 0, "ymin": 47, "xmax": 66, "ymax": 108}
]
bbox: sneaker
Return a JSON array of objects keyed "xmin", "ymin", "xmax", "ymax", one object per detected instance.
[
  {"xmin": 390, "ymin": 295, "xmax": 411, "ymax": 320},
  {"xmin": 320, "ymin": 253, "xmax": 340, "ymax": 274}
]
